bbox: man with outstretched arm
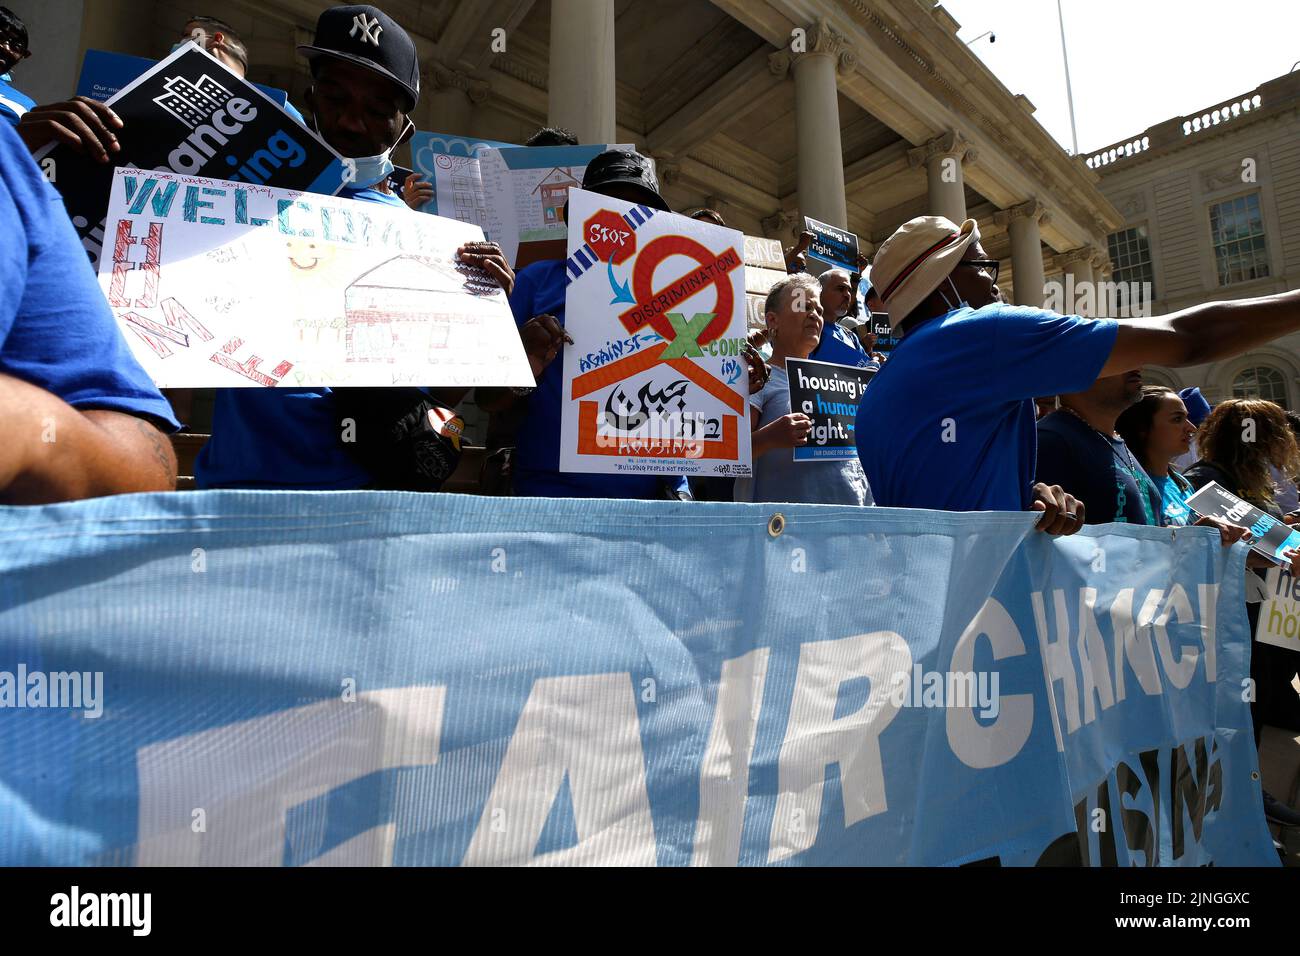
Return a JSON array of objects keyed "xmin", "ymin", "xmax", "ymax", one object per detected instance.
[{"xmin": 857, "ymin": 215, "xmax": 1300, "ymax": 534}]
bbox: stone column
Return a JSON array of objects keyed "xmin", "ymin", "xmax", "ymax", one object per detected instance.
[
  {"xmin": 993, "ymin": 200, "xmax": 1050, "ymax": 308},
  {"xmin": 907, "ymin": 131, "xmax": 977, "ymax": 223},
  {"xmin": 1090, "ymin": 248, "xmax": 1112, "ymax": 316},
  {"xmin": 548, "ymin": 0, "xmax": 617, "ymax": 144},
  {"xmin": 1056, "ymin": 247, "xmax": 1096, "ymax": 316},
  {"xmin": 768, "ymin": 18, "xmax": 856, "ymax": 229},
  {"xmin": 423, "ymin": 61, "xmax": 490, "ymax": 135}
]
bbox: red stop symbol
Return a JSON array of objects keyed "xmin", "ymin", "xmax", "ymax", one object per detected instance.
[{"xmin": 584, "ymin": 209, "xmax": 637, "ymax": 265}]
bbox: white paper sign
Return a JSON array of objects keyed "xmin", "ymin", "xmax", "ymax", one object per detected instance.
[
  {"xmin": 479, "ymin": 143, "xmax": 634, "ymax": 269},
  {"xmin": 97, "ymin": 168, "xmax": 533, "ymax": 389},
  {"xmin": 1256, "ymin": 567, "xmax": 1300, "ymax": 654},
  {"xmin": 558, "ymin": 187, "xmax": 752, "ymax": 478}
]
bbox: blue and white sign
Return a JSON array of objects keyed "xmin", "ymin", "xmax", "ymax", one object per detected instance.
[
  {"xmin": 0, "ymin": 492, "xmax": 1275, "ymax": 866},
  {"xmin": 76, "ymin": 48, "xmax": 293, "ymax": 109}
]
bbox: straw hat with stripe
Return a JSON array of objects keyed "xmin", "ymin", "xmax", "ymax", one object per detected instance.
[{"xmin": 872, "ymin": 216, "xmax": 980, "ymax": 330}]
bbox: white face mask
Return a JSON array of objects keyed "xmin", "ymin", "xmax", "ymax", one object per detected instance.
[
  {"xmin": 342, "ymin": 119, "xmax": 414, "ymax": 189},
  {"xmin": 936, "ymin": 275, "xmax": 969, "ymax": 313}
]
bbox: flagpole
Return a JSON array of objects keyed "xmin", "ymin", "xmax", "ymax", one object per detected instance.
[{"xmin": 1057, "ymin": 0, "xmax": 1079, "ymax": 155}]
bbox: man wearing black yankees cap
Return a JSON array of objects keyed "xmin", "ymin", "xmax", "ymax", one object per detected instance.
[{"xmin": 197, "ymin": 5, "xmax": 513, "ymax": 491}]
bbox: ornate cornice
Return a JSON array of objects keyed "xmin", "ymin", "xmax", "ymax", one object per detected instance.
[
  {"xmin": 762, "ymin": 209, "xmax": 797, "ymax": 240},
  {"xmin": 769, "ymin": 18, "xmax": 857, "ymax": 79},
  {"xmin": 489, "ymin": 53, "xmax": 546, "ymax": 92},
  {"xmin": 906, "ymin": 130, "xmax": 976, "ymax": 169},
  {"xmin": 653, "ymin": 152, "xmax": 681, "ymax": 187},
  {"xmin": 1055, "ymin": 246, "xmax": 1094, "ymax": 269},
  {"xmin": 840, "ymin": 0, "xmax": 1119, "ymax": 241},
  {"xmin": 425, "ymin": 59, "xmax": 491, "ymax": 103},
  {"xmin": 993, "ymin": 198, "xmax": 1050, "ymax": 229}
]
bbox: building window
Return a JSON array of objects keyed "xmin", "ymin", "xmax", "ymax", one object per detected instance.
[
  {"xmin": 1231, "ymin": 365, "xmax": 1288, "ymax": 407},
  {"xmin": 1107, "ymin": 225, "xmax": 1155, "ymax": 304},
  {"xmin": 1209, "ymin": 193, "xmax": 1269, "ymax": 285}
]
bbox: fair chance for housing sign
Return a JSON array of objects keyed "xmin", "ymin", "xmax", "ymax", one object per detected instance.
[
  {"xmin": 36, "ymin": 42, "xmax": 350, "ymax": 270},
  {"xmin": 98, "ymin": 167, "xmax": 533, "ymax": 389}
]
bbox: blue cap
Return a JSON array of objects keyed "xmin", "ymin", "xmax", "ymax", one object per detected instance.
[{"xmin": 1179, "ymin": 386, "xmax": 1212, "ymax": 426}]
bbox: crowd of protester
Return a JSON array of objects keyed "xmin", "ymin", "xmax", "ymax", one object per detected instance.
[{"xmin": 2, "ymin": 3, "xmax": 1300, "ymax": 832}]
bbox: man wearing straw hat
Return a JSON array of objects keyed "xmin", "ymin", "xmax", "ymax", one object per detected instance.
[{"xmin": 857, "ymin": 214, "xmax": 1300, "ymax": 532}]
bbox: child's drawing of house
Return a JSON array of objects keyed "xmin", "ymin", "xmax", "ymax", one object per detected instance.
[
  {"xmin": 532, "ymin": 167, "xmax": 581, "ymax": 225},
  {"xmin": 344, "ymin": 255, "xmax": 462, "ymax": 362}
]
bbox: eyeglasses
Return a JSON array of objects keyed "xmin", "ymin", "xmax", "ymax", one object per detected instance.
[{"xmin": 957, "ymin": 258, "xmax": 999, "ymax": 285}]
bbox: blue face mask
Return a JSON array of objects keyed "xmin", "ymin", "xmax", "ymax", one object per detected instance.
[
  {"xmin": 0, "ymin": 73, "xmax": 11, "ymax": 82},
  {"xmin": 345, "ymin": 151, "xmax": 395, "ymax": 189},
  {"xmin": 343, "ymin": 120, "xmax": 413, "ymax": 189}
]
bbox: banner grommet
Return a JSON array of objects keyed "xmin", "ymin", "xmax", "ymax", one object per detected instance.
[{"xmin": 768, "ymin": 513, "xmax": 786, "ymax": 537}]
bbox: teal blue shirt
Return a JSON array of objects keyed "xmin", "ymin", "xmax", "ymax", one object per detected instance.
[{"xmin": 1161, "ymin": 472, "xmax": 1195, "ymax": 526}]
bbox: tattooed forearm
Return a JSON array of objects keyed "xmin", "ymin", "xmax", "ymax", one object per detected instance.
[{"xmin": 136, "ymin": 418, "xmax": 176, "ymax": 481}]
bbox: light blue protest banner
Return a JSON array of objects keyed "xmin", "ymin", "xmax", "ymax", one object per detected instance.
[{"xmin": 0, "ymin": 492, "xmax": 1276, "ymax": 866}]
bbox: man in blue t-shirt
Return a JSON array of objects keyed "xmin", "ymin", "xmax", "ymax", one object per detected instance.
[
  {"xmin": 1036, "ymin": 370, "xmax": 1163, "ymax": 525},
  {"xmin": 0, "ymin": 7, "xmax": 33, "ymax": 126},
  {"xmin": 809, "ymin": 268, "xmax": 876, "ymax": 371},
  {"xmin": 858, "ymin": 214, "xmax": 1300, "ymax": 529},
  {"xmin": 476, "ymin": 149, "xmax": 688, "ymax": 499},
  {"xmin": 0, "ymin": 120, "xmax": 179, "ymax": 502},
  {"xmin": 195, "ymin": 5, "xmax": 514, "ymax": 489}
]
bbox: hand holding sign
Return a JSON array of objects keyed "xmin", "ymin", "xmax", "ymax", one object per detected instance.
[
  {"xmin": 17, "ymin": 95, "xmax": 123, "ymax": 161},
  {"xmin": 770, "ymin": 412, "xmax": 813, "ymax": 448},
  {"xmin": 520, "ymin": 314, "xmax": 572, "ymax": 378}
]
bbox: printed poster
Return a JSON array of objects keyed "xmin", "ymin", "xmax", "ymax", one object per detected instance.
[
  {"xmin": 559, "ymin": 187, "xmax": 752, "ymax": 478},
  {"xmin": 479, "ymin": 143, "xmax": 634, "ymax": 270},
  {"xmin": 803, "ymin": 215, "xmax": 860, "ymax": 272},
  {"xmin": 37, "ymin": 42, "xmax": 348, "ymax": 269},
  {"xmin": 785, "ymin": 357, "xmax": 874, "ymax": 462},
  {"xmin": 75, "ymin": 48, "xmax": 291, "ymax": 107},
  {"xmin": 97, "ymin": 167, "xmax": 533, "ymax": 389},
  {"xmin": 1256, "ymin": 567, "xmax": 1300, "ymax": 654},
  {"xmin": 1186, "ymin": 482, "xmax": 1300, "ymax": 565},
  {"xmin": 409, "ymin": 130, "xmax": 516, "ymax": 230},
  {"xmin": 869, "ymin": 313, "xmax": 899, "ymax": 354}
]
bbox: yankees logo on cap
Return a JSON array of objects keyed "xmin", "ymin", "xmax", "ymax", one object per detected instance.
[
  {"xmin": 350, "ymin": 13, "xmax": 383, "ymax": 45},
  {"xmin": 298, "ymin": 5, "xmax": 419, "ymax": 110}
]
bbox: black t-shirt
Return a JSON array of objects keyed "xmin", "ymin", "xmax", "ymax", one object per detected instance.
[{"xmin": 1036, "ymin": 410, "xmax": 1164, "ymax": 525}]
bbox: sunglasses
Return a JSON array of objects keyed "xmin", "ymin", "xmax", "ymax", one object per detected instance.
[{"xmin": 956, "ymin": 258, "xmax": 999, "ymax": 284}]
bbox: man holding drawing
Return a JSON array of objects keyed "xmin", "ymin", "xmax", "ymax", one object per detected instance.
[{"xmin": 194, "ymin": 5, "xmax": 513, "ymax": 490}]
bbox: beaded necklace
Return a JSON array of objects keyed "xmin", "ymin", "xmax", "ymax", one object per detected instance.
[{"xmin": 1057, "ymin": 405, "xmax": 1160, "ymax": 525}]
